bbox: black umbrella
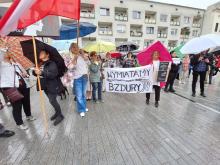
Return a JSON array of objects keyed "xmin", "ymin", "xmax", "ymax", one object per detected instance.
[
  {"xmin": 20, "ymin": 39, "xmax": 67, "ymax": 77},
  {"xmin": 117, "ymin": 41, "xmax": 139, "ymax": 52}
]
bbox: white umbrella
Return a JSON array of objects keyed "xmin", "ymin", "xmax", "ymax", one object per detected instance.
[{"xmin": 180, "ymin": 34, "xmax": 220, "ymax": 54}]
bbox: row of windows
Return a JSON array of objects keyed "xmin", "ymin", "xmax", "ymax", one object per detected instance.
[
  {"xmin": 112, "ymin": 25, "xmax": 199, "ymax": 36},
  {"xmin": 98, "ymin": 8, "xmax": 193, "ymax": 24}
]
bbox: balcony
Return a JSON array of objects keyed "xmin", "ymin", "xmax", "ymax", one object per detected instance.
[
  {"xmin": 181, "ymin": 27, "xmax": 190, "ymax": 39},
  {"xmin": 145, "ymin": 11, "xmax": 157, "ymax": 24},
  {"xmin": 170, "ymin": 21, "xmax": 180, "ymax": 26},
  {"xmin": 180, "ymin": 35, "xmax": 190, "ymax": 39},
  {"xmin": 80, "ymin": 3, "xmax": 95, "ymax": 19},
  {"xmin": 157, "ymin": 33, "xmax": 168, "ymax": 38},
  {"xmin": 168, "ymin": 40, "xmax": 178, "ymax": 50},
  {"xmin": 98, "ymin": 22, "xmax": 113, "ymax": 36},
  {"xmin": 115, "ymin": 7, "xmax": 128, "ymax": 22},
  {"xmin": 192, "ymin": 23, "xmax": 201, "ymax": 28},
  {"xmin": 158, "ymin": 27, "xmax": 168, "ymax": 38},
  {"xmin": 192, "ymin": 15, "xmax": 202, "ymax": 28},
  {"xmin": 170, "ymin": 15, "xmax": 181, "ymax": 26},
  {"xmin": 130, "ymin": 25, "xmax": 143, "ymax": 37}
]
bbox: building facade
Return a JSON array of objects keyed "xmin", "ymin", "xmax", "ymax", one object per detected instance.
[
  {"xmin": 202, "ymin": 2, "xmax": 220, "ymax": 35},
  {"xmin": 61, "ymin": 0, "xmax": 205, "ymax": 50}
]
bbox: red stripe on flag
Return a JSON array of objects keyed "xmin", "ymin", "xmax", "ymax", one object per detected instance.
[{"xmin": 0, "ymin": 0, "xmax": 21, "ymax": 30}]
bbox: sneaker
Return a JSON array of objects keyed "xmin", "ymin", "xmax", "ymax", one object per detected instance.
[
  {"xmin": 53, "ymin": 115, "xmax": 64, "ymax": 126},
  {"xmin": 80, "ymin": 112, "xmax": 85, "ymax": 117},
  {"xmin": 18, "ymin": 124, "xmax": 28, "ymax": 130},
  {"xmin": 0, "ymin": 130, "xmax": 15, "ymax": 138},
  {"xmin": 192, "ymin": 93, "xmax": 196, "ymax": 97},
  {"xmin": 26, "ymin": 116, "xmax": 36, "ymax": 121},
  {"xmin": 146, "ymin": 99, "xmax": 150, "ymax": 105},
  {"xmin": 164, "ymin": 88, "xmax": 169, "ymax": 92},
  {"xmin": 98, "ymin": 100, "xmax": 104, "ymax": 103},
  {"xmin": 155, "ymin": 102, "xmax": 159, "ymax": 108},
  {"xmin": 86, "ymin": 108, "xmax": 89, "ymax": 112}
]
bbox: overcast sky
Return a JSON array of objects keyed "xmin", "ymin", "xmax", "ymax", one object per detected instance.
[{"xmin": 151, "ymin": 0, "xmax": 220, "ymax": 9}]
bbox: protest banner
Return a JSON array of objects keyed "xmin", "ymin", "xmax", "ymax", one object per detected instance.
[
  {"xmin": 105, "ymin": 65, "xmax": 153, "ymax": 93},
  {"xmin": 157, "ymin": 62, "xmax": 170, "ymax": 82}
]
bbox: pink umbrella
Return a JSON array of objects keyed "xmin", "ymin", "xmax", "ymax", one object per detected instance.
[{"xmin": 137, "ymin": 41, "xmax": 172, "ymax": 66}]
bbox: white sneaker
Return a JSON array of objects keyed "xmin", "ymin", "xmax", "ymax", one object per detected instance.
[
  {"xmin": 26, "ymin": 116, "xmax": 36, "ymax": 121},
  {"xmin": 80, "ymin": 112, "xmax": 85, "ymax": 117},
  {"xmin": 86, "ymin": 108, "xmax": 89, "ymax": 112},
  {"xmin": 18, "ymin": 124, "xmax": 28, "ymax": 130}
]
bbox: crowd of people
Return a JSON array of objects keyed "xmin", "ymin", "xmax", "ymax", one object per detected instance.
[{"xmin": 0, "ymin": 43, "xmax": 220, "ymax": 138}]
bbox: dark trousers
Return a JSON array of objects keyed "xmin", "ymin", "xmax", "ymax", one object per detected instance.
[
  {"xmin": 92, "ymin": 82, "xmax": 102, "ymax": 101},
  {"xmin": 146, "ymin": 85, "xmax": 161, "ymax": 102},
  {"xmin": 11, "ymin": 88, "xmax": 32, "ymax": 126},
  {"xmin": 192, "ymin": 71, "xmax": 206, "ymax": 94},
  {"xmin": 45, "ymin": 91, "xmax": 62, "ymax": 116},
  {"xmin": 165, "ymin": 72, "xmax": 177, "ymax": 90}
]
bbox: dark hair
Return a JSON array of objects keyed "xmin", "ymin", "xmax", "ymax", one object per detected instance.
[
  {"xmin": 90, "ymin": 51, "xmax": 97, "ymax": 57},
  {"xmin": 40, "ymin": 49, "xmax": 50, "ymax": 55}
]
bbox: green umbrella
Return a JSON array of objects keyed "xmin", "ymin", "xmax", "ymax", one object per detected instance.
[{"xmin": 172, "ymin": 44, "xmax": 185, "ymax": 59}]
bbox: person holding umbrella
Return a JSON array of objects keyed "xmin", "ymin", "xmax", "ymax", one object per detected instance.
[
  {"xmin": 69, "ymin": 43, "xmax": 89, "ymax": 118},
  {"xmin": 34, "ymin": 49, "xmax": 64, "ymax": 126},
  {"xmin": 191, "ymin": 51, "xmax": 209, "ymax": 97}
]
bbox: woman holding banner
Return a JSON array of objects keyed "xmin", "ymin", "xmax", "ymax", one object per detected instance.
[{"xmin": 146, "ymin": 51, "xmax": 161, "ymax": 108}]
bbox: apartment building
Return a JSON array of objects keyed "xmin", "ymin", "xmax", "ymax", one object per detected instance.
[
  {"xmin": 65, "ymin": 0, "xmax": 205, "ymax": 50},
  {"xmin": 202, "ymin": 2, "xmax": 220, "ymax": 35}
]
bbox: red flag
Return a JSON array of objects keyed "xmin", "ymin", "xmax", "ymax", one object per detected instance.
[{"xmin": 0, "ymin": 0, "xmax": 80, "ymax": 36}]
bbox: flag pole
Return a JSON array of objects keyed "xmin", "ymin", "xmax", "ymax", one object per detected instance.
[
  {"xmin": 76, "ymin": 20, "xmax": 80, "ymax": 46},
  {"xmin": 32, "ymin": 36, "xmax": 48, "ymax": 135}
]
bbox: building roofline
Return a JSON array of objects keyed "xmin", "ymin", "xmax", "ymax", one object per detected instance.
[{"xmin": 142, "ymin": 0, "xmax": 206, "ymax": 11}]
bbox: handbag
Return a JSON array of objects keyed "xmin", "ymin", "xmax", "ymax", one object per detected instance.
[{"xmin": 1, "ymin": 65, "xmax": 24, "ymax": 103}]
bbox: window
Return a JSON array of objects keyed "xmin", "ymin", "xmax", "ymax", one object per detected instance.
[
  {"xmin": 117, "ymin": 24, "xmax": 126, "ymax": 33},
  {"xmin": 144, "ymin": 40, "xmax": 153, "ymax": 47},
  {"xmin": 215, "ymin": 23, "xmax": 219, "ymax": 32},
  {"xmin": 192, "ymin": 30, "xmax": 199, "ymax": 37},
  {"xmin": 160, "ymin": 14, "xmax": 168, "ymax": 22},
  {"xmin": 100, "ymin": 8, "xmax": 110, "ymax": 16},
  {"xmin": 146, "ymin": 27, "xmax": 154, "ymax": 34},
  {"xmin": 133, "ymin": 11, "xmax": 141, "ymax": 19},
  {"xmin": 184, "ymin": 16, "xmax": 191, "ymax": 24},
  {"xmin": 171, "ymin": 29, "xmax": 178, "ymax": 36}
]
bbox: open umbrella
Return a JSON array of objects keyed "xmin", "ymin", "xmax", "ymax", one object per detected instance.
[
  {"xmin": 110, "ymin": 52, "xmax": 122, "ymax": 58},
  {"xmin": 137, "ymin": 41, "xmax": 172, "ymax": 66},
  {"xmin": 172, "ymin": 44, "xmax": 185, "ymax": 59},
  {"xmin": 180, "ymin": 34, "xmax": 220, "ymax": 54},
  {"xmin": 20, "ymin": 39, "xmax": 67, "ymax": 77},
  {"xmin": 117, "ymin": 41, "xmax": 139, "ymax": 52},
  {"xmin": 83, "ymin": 40, "xmax": 116, "ymax": 53},
  {"xmin": 53, "ymin": 22, "xmax": 97, "ymax": 40},
  {"xmin": 0, "ymin": 37, "xmax": 34, "ymax": 69}
]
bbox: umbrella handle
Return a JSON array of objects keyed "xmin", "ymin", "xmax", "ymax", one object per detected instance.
[{"xmin": 32, "ymin": 36, "xmax": 49, "ymax": 135}]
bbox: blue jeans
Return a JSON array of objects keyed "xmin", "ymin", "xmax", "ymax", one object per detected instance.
[
  {"xmin": 91, "ymin": 82, "xmax": 102, "ymax": 101},
  {"xmin": 74, "ymin": 75, "xmax": 88, "ymax": 113}
]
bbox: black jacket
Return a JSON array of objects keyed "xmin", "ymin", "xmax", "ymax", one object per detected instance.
[
  {"xmin": 34, "ymin": 60, "xmax": 59, "ymax": 94},
  {"xmin": 191, "ymin": 54, "xmax": 209, "ymax": 72}
]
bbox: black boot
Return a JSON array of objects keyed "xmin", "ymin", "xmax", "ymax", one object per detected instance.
[
  {"xmin": 146, "ymin": 99, "xmax": 149, "ymax": 105},
  {"xmin": 192, "ymin": 93, "xmax": 196, "ymax": 97},
  {"xmin": 200, "ymin": 92, "xmax": 206, "ymax": 97},
  {"xmin": 50, "ymin": 113, "xmax": 58, "ymax": 121},
  {"xmin": 54, "ymin": 115, "xmax": 64, "ymax": 126},
  {"xmin": 169, "ymin": 88, "xmax": 175, "ymax": 93},
  {"xmin": 155, "ymin": 101, "xmax": 159, "ymax": 108}
]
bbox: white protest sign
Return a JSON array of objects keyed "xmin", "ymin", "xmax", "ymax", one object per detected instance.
[
  {"xmin": 105, "ymin": 65, "xmax": 153, "ymax": 93},
  {"xmin": 172, "ymin": 58, "xmax": 181, "ymax": 65}
]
